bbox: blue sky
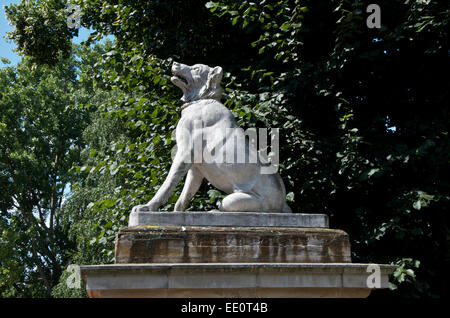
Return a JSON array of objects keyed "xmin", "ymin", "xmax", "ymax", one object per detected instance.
[
  {"xmin": 0, "ymin": 0, "xmax": 104, "ymax": 66},
  {"xmin": 0, "ymin": 0, "xmax": 20, "ymax": 65}
]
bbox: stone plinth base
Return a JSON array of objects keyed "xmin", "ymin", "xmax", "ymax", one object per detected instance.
[
  {"xmin": 115, "ymin": 226, "xmax": 351, "ymax": 264},
  {"xmin": 81, "ymin": 211, "xmax": 397, "ymax": 298},
  {"xmin": 80, "ymin": 263, "xmax": 396, "ymax": 298},
  {"xmin": 129, "ymin": 211, "xmax": 329, "ymax": 228}
]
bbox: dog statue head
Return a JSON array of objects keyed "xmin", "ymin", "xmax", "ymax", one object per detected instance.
[{"xmin": 171, "ymin": 62, "xmax": 223, "ymax": 103}]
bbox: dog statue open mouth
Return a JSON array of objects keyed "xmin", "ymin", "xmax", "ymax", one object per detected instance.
[
  {"xmin": 171, "ymin": 71, "xmax": 188, "ymax": 88},
  {"xmin": 132, "ymin": 62, "xmax": 291, "ymax": 213}
]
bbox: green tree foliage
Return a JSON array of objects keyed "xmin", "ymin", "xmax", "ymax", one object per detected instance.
[
  {"xmin": 4, "ymin": 0, "xmax": 449, "ymax": 297},
  {"xmin": 5, "ymin": 0, "xmax": 79, "ymax": 66},
  {"xmin": 0, "ymin": 43, "xmax": 109, "ymax": 296}
]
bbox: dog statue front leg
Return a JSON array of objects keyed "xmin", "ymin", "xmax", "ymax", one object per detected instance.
[
  {"xmin": 174, "ymin": 167, "xmax": 203, "ymax": 211},
  {"xmin": 133, "ymin": 157, "xmax": 191, "ymax": 212}
]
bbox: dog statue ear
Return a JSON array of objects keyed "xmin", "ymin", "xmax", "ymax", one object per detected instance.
[
  {"xmin": 199, "ymin": 66, "xmax": 223, "ymax": 100},
  {"xmin": 209, "ymin": 66, "xmax": 223, "ymax": 86}
]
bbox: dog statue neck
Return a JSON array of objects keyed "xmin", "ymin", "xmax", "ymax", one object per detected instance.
[{"xmin": 181, "ymin": 98, "xmax": 218, "ymax": 111}]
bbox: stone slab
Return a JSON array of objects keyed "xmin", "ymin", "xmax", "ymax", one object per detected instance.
[
  {"xmin": 80, "ymin": 263, "xmax": 397, "ymax": 298},
  {"xmin": 128, "ymin": 211, "xmax": 329, "ymax": 228},
  {"xmin": 115, "ymin": 226, "xmax": 351, "ymax": 264}
]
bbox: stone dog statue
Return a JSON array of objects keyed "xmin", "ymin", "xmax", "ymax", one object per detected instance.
[{"xmin": 132, "ymin": 62, "xmax": 291, "ymax": 213}]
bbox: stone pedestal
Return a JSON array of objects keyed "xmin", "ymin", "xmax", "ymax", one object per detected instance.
[
  {"xmin": 128, "ymin": 211, "xmax": 329, "ymax": 228},
  {"xmin": 80, "ymin": 211, "xmax": 396, "ymax": 298},
  {"xmin": 114, "ymin": 226, "xmax": 351, "ymax": 264},
  {"xmin": 80, "ymin": 263, "xmax": 395, "ymax": 298}
]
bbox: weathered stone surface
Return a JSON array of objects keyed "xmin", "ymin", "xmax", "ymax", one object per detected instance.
[
  {"xmin": 114, "ymin": 226, "xmax": 351, "ymax": 264},
  {"xmin": 80, "ymin": 263, "xmax": 397, "ymax": 298},
  {"xmin": 128, "ymin": 211, "xmax": 329, "ymax": 228}
]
